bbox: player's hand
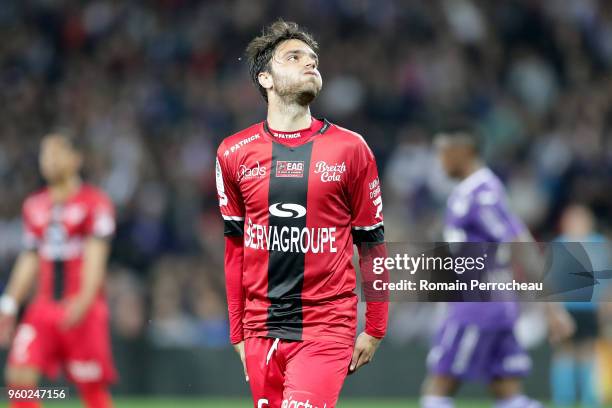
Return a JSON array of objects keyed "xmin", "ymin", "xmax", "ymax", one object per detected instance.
[
  {"xmin": 0, "ymin": 313, "xmax": 16, "ymax": 347},
  {"xmin": 546, "ymin": 304, "xmax": 575, "ymax": 344},
  {"xmin": 233, "ymin": 341, "xmax": 249, "ymax": 382},
  {"xmin": 60, "ymin": 297, "xmax": 90, "ymax": 330},
  {"xmin": 349, "ymin": 331, "xmax": 381, "ymax": 375}
]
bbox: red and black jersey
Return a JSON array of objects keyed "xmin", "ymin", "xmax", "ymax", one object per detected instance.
[
  {"xmin": 22, "ymin": 184, "xmax": 115, "ymax": 303},
  {"xmin": 216, "ymin": 119, "xmax": 384, "ymax": 345}
]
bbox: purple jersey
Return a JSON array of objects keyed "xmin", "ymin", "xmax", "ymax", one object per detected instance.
[{"xmin": 443, "ymin": 167, "xmax": 526, "ymax": 328}]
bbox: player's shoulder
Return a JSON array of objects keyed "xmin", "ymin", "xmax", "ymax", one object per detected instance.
[
  {"xmin": 79, "ymin": 184, "xmax": 113, "ymax": 207},
  {"xmin": 450, "ymin": 168, "xmax": 503, "ymax": 210},
  {"xmin": 328, "ymin": 123, "xmax": 369, "ymax": 146},
  {"xmin": 456, "ymin": 168, "xmax": 500, "ymax": 195},
  {"xmin": 326, "ymin": 122, "xmax": 375, "ymax": 160},
  {"xmin": 217, "ymin": 122, "xmax": 264, "ymax": 158},
  {"xmin": 23, "ymin": 188, "xmax": 50, "ymax": 213}
]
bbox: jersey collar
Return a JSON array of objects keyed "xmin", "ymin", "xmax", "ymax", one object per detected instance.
[{"xmin": 262, "ymin": 118, "xmax": 331, "ymax": 146}]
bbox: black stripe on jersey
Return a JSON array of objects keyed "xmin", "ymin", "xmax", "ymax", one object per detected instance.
[
  {"xmin": 53, "ymin": 260, "xmax": 65, "ymax": 300},
  {"xmin": 266, "ymin": 142, "xmax": 313, "ymax": 340},
  {"xmin": 48, "ymin": 206, "xmax": 66, "ymax": 301},
  {"xmin": 352, "ymin": 225, "xmax": 385, "ymax": 244},
  {"xmin": 223, "ymin": 220, "xmax": 244, "ymax": 236}
]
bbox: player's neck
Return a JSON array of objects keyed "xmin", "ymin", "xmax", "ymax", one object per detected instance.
[
  {"xmin": 266, "ymin": 98, "xmax": 312, "ymax": 132},
  {"xmin": 49, "ymin": 176, "xmax": 82, "ymax": 203},
  {"xmin": 460, "ymin": 162, "xmax": 484, "ymax": 181}
]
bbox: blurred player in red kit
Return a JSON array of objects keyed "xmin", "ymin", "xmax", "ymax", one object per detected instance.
[
  {"xmin": 215, "ymin": 20, "xmax": 389, "ymax": 407},
  {"xmin": 0, "ymin": 133, "xmax": 116, "ymax": 408}
]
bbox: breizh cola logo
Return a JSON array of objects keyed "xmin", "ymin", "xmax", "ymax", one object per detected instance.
[{"xmin": 314, "ymin": 161, "xmax": 346, "ymax": 182}]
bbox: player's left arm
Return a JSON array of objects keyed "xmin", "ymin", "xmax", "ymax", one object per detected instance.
[
  {"xmin": 62, "ymin": 193, "xmax": 115, "ymax": 330},
  {"xmin": 347, "ymin": 138, "xmax": 389, "ymax": 374},
  {"xmin": 350, "ymin": 243, "xmax": 388, "ymax": 374},
  {"xmin": 0, "ymin": 200, "xmax": 42, "ymax": 346}
]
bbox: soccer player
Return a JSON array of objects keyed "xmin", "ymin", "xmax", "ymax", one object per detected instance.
[
  {"xmin": 215, "ymin": 20, "xmax": 388, "ymax": 408},
  {"xmin": 421, "ymin": 125, "xmax": 575, "ymax": 408},
  {"xmin": 0, "ymin": 133, "xmax": 116, "ymax": 408}
]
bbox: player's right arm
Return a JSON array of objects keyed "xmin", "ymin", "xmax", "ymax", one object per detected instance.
[
  {"xmin": 216, "ymin": 144, "xmax": 248, "ymax": 381},
  {"xmin": 0, "ymin": 203, "xmax": 40, "ymax": 347}
]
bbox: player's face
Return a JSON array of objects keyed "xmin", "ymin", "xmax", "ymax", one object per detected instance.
[
  {"xmin": 266, "ymin": 39, "xmax": 322, "ymax": 104},
  {"xmin": 39, "ymin": 136, "xmax": 81, "ymax": 184},
  {"xmin": 436, "ymin": 140, "xmax": 469, "ymax": 179}
]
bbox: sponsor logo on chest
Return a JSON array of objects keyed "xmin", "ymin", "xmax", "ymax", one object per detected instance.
[
  {"xmin": 269, "ymin": 203, "xmax": 306, "ymax": 218},
  {"xmin": 30, "ymin": 211, "xmax": 49, "ymax": 229},
  {"xmin": 313, "ymin": 160, "xmax": 346, "ymax": 182},
  {"xmin": 275, "ymin": 160, "xmax": 305, "ymax": 178},
  {"xmin": 63, "ymin": 204, "xmax": 87, "ymax": 226},
  {"xmin": 238, "ymin": 161, "xmax": 267, "ymax": 180}
]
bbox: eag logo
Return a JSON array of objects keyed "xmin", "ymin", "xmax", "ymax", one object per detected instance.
[
  {"xmin": 276, "ymin": 160, "xmax": 305, "ymax": 178},
  {"xmin": 282, "ymin": 397, "xmax": 327, "ymax": 408},
  {"xmin": 269, "ymin": 203, "xmax": 306, "ymax": 218}
]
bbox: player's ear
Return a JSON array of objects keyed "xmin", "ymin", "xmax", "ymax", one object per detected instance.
[{"xmin": 258, "ymin": 71, "xmax": 273, "ymax": 91}]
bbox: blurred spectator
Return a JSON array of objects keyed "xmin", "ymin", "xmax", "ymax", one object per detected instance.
[
  {"xmin": 551, "ymin": 204, "xmax": 609, "ymax": 407},
  {"xmin": 147, "ymin": 256, "xmax": 227, "ymax": 348},
  {"xmin": 106, "ymin": 266, "xmax": 146, "ymax": 340}
]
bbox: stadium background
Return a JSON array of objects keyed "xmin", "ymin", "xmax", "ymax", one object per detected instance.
[{"xmin": 0, "ymin": 0, "xmax": 612, "ymax": 406}]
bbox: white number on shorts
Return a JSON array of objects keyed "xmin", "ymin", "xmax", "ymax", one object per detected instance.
[{"xmin": 11, "ymin": 324, "xmax": 36, "ymax": 363}]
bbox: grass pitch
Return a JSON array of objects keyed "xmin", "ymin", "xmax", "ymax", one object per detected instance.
[{"xmin": 41, "ymin": 397, "xmax": 612, "ymax": 407}]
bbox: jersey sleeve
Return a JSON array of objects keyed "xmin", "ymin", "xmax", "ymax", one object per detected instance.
[
  {"xmin": 358, "ymin": 243, "xmax": 389, "ymax": 338},
  {"xmin": 348, "ymin": 139, "xmax": 384, "ymax": 244},
  {"xmin": 216, "ymin": 144, "xmax": 245, "ymax": 237},
  {"xmin": 217, "ymin": 142, "xmax": 246, "ymax": 343},
  {"xmin": 21, "ymin": 200, "xmax": 40, "ymax": 251},
  {"xmin": 84, "ymin": 191, "xmax": 116, "ymax": 239},
  {"xmin": 225, "ymin": 235, "xmax": 245, "ymax": 344},
  {"xmin": 349, "ymin": 138, "xmax": 388, "ymax": 338}
]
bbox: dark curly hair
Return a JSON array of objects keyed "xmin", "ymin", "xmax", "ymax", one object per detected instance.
[{"xmin": 245, "ymin": 20, "xmax": 318, "ymax": 102}]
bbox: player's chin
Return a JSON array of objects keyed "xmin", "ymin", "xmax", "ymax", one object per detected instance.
[
  {"xmin": 41, "ymin": 171, "xmax": 60, "ymax": 183},
  {"xmin": 296, "ymin": 84, "xmax": 321, "ymax": 105},
  {"xmin": 295, "ymin": 89, "xmax": 318, "ymax": 105},
  {"xmin": 307, "ymin": 76, "xmax": 323, "ymax": 91}
]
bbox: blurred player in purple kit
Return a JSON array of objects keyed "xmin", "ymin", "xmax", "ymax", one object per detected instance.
[{"xmin": 421, "ymin": 124, "xmax": 575, "ymax": 408}]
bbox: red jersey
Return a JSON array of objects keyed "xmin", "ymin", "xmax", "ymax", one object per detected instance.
[
  {"xmin": 216, "ymin": 119, "xmax": 385, "ymax": 345},
  {"xmin": 22, "ymin": 184, "xmax": 115, "ymax": 302}
]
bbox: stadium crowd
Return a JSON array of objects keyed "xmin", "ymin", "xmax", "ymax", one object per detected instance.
[{"xmin": 0, "ymin": 0, "xmax": 611, "ymax": 350}]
